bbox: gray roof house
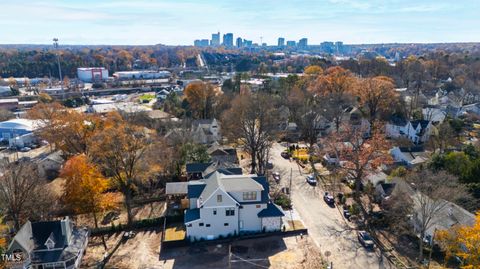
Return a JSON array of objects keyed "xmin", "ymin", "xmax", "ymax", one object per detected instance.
[
  {"xmin": 191, "ymin": 118, "xmax": 220, "ymax": 144},
  {"xmin": 7, "ymin": 217, "xmax": 89, "ymax": 269},
  {"xmin": 184, "ymin": 171, "xmax": 284, "ymax": 241},
  {"xmin": 186, "ymin": 161, "xmax": 242, "ymax": 180}
]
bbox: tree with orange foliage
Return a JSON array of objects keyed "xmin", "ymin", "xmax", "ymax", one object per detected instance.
[
  {"xmin": 309, "ymin": 66, "xmax": 356, "ymax": 132},
  {"xmin": 355, "ymin": 76, "xmax": 398, "ymax": 129},
  {"xmin": 88, "ymin": 119, "xmax": 154, "ymax": 226},
  {"xmin": 28, "ymin": 102, "xmax": 104, "ymax": 157},
  {"xmin": 60, "ymin": 155, "xmax": 116, "ymax": 249},
  {"xmin": 184, "ymin": 81, "xmax": 217, "ymax": 119},
  {"xmin": 437, "ymin": 212, "xmax": 480, "ymax": 268}
]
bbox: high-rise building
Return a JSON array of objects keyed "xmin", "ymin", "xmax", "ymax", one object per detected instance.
[
  {"xmin": 298, "ymin": 38, "xmax": 308, "ymax": 49},
  {"xmin": 211, "ymin": 32, "xmax": 220, "ymax": 46},
  {"xmin": 321, "ymin": 41, "xmax": 335, "ymax": 54},
  {"xmin": 335, "ymin": 41, "xmax": 344, "ymax": 54},
  {"xmin": 194, "ymin": 39, "xmax": 209, "ymax": 47},
  {"xmin": 236, "ymin": 37, "xmax": 243, "ymax": 48},
  {"xmin": 223, "ymin": 33, "xmax": 234, "ymax": 47},
  {"xmin": 243, "ymin": 39, "xmax": 252, "ymax": 48},
  {"xmin": 286, "ymin": 40, "xmax": 296, "ymax": 47},
  {"xmin": 277, "ymin": 37, "xmax": 285, "ymax": 47}
]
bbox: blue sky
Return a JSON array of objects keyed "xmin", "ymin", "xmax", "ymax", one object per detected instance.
[{"xmin": 1, "ymin": 0, "xmax": 479, "ymax": 45}]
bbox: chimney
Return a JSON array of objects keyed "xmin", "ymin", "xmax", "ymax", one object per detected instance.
[{"xmin": 60, "ymin": 217, "xmax": 72, "ymax": 246}]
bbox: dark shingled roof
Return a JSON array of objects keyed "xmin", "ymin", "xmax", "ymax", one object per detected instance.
[
  {"xmin": 184, "ymin": 208, "xmax": 201, "ymax": 223},
  {"xmin": 379, "ymin": 183, "xmax": 396, "ymax": 196},
  {"xmin": 186, "ymin": 163, "xmax": 212, "ymax": 173},
  {"xmin": 258, "ymin": 202, "xmax": 285, "ymax": 217},
  {"xmin": 31, "ymin": 221, "xmax": 66, "ymax": 250},
  {"xmin": 410, "ymin": 120, "xmax": 430, "ymax": 130},
  {"xmin": 187, "ymin": 182, "xmax": 206, "ymax": 199}
]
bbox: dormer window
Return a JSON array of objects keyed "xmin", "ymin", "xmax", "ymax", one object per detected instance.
[{"xmin": 45, "ymin": 234, "xmax": 55, "ymax": 250}]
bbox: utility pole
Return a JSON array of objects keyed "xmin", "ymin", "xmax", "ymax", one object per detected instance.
[
  {"xmin": 228, "ymin": 243, "xmax": 232, "ymax": 269},
  {"xmin": 53, "ymin": 38, "xmax": 63, "ymax": 90}
]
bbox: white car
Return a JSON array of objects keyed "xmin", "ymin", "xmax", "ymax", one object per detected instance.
[{"xmin": 306, "ymin": 175, "xmax": 317, "ymax": 185}]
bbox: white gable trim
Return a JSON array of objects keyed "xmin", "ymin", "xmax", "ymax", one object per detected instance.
[{"xmin": 201, "ymin": 187, "xmax": 239, "ymax": 207}]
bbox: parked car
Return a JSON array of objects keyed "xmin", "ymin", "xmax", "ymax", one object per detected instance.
[
  {"xmin": 343, "ymin": 209, "xmax": 351, "ymax": 220},
  {"xmin": 323, "ymin": 192, "xmax": 335, "ymax": 206},
  {"xmin": 20, "ymin": 147, "xmax": 31, "ymax": 152},
  {"xmin": 357, "ymin": 231, "xmax": 374, "ymax": 249},
  {"xmin": 306, "ymin": 175, "xmax": 317, "ymax": 185},
  {"xmin": 266, "ymin": 160, "xmax": 274, "ymax": 170},
  {"xmin": 272, "ymin": 172, "xmax": 281, "ymax": 183},
  {"xmin": 281, "ymin": 151, "xmax": 290, "ymax": 159}
]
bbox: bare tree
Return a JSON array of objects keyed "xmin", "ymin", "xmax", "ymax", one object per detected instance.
[
  {"xmin": 0, "ymin": 161, "xmax": 52, "ymax": 230},
  {"xmin": 221, "ymin": 93, "xmax": 279, "ymax": 175},
  {"xmin": 407, "ymin": 170, "xmax": 470, "ymax": 261}
]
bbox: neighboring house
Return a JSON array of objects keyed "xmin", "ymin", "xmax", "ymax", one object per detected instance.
[
  {"xmin": 7, "ymin": 217, "xmax": 89, "ymax": 269},
  {"xmin": 375, "ymin": 182, "xmax": 396, "ymax": 203},
  {"xmin": 405, "ymin": 120, "xmax": 432, "ymax": 144},
  {"xmin": 207, "ymin": 144, "xmax": 239, "ymax": 164},
  {"xmin": 184, "ymin": 171, "xmax": 284, "ymax": 241},
  {"xmin": 191, "ymin": 118, "xmax": 220, "ymax": 144},
  {"xmin": 186, "ymin": 162, "xmax": 242, "ymax": 180},
  {"xmin": 348, "ymin": 107, "xmax": 371, "ymax": 136},
  {"xmin": 37, "ymin": 151, "xmax": 64, "ymax": 180},
  {"xmin": 422, "ymin": 107, "xmax": 446, "ymax": 124},
  {"xmin": 411, "ymin": 196, "xmax": 476, "ymax": 245},
  {"xmin": 386, "ymin": 118, "xmax": 433, "ymax": 144},
  {"xmin": 390, "ymin": 146, "xmax": 430, "ymax": 167},
  {"xmin": 385, "ymin": 116, "xmax": 408, "ymax": 139}
]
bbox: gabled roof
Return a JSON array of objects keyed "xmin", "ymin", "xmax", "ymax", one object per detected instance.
[
  {"xmin": 184, "ymin": 208, "xmax": 201, "ymax": 223},
  {"xmin": 186, "ymin": 163, "xmax": 212, "ymax": 173},
  {"xmin": 192, "ymin": 119, "xmax": 215, "ymax": 127},
  {"xmin": 410, "ymin": 120, "xmax": 430, "ymax": 130},
  {"xmin": 258, "ymin": 202, "xmax": 285, "ymax": 217}
]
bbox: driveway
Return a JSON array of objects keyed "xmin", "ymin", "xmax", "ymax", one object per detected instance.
[{"xmin": 270, "ymin": 143, "xmax": 392, "ymax": 269}]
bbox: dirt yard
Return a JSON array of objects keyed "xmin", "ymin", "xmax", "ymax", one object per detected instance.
[
  {"xmin": 160, "ymin": 235, "xmax": 325, "ymax": 269},
  {"xmin": 81, "ymin": 228, "xmax": 162, "ymax": 269},
  {"xmin": 82, "ymin": 232, "xmax": 324, "ymax": 269}
]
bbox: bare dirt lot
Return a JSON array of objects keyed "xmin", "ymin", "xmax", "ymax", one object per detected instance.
[
  {"xmin": 160, "ymin": 235, "xmax": 324, "ymax": 269},
  {"xmin": 82, "ymin": 232, "xmax": 323, "ymax": 269}
]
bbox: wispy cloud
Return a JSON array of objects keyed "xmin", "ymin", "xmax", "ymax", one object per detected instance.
[{"xmin": 0, "ymin": 0, "xmax": 478, "ymax": 45}]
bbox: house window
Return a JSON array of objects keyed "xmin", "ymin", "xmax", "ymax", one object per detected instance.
[
  {"xmin": 243, "ymin": 191, "xmax": 257, "ymax": 201},
  {"xmin": 206, "ymin": 224, "xmax": 211, "ymax": 227},
  {"xmin": 187, "ymin": 224, "xmax": 192, "ymax": 227},
  {"xmin": 256, "ymin": 205, "xmax": 261, "ymax": 208},
  {"xmin": 213, "ymin": 210, "xmax": 217, "ymax": 215},
  {"xmin": 199, "ymin": 223, "xmax": 204, "ymax": 227},
  {"xmin": 226, "ymin": 208, "xmax": 235, "ymax": 216},
  {"xmin": 224, "ymin": 223, "xmax": 229, "ymax": 226},
  {"xmin": 217, "ymin": 195, "xmax": 222, "ymax": 202}
]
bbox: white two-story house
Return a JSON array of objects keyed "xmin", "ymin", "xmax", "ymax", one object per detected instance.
[
  {"xmin": 386, "ymin": 117, "xmax": 433, "ymax": 144},
  {"xmin": 191, "ymin": 118, "xmax": 221, "ymax": 144},
  {"xmin": 184, "ymin": 171, "xmax": 284, "ymax": 241}
]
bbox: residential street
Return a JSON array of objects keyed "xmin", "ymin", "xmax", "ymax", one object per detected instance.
[{"xmin": 270, "ymin": 143, "xmax": 393, "ymax": 269}]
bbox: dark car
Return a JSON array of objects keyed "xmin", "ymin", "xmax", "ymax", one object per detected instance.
[
  {"xmin": 323, "ymin": 192, "xmax": 335, "ymax": 206},
  {"xmin": 272, "ymin": 172, "xmax": 281, "ymax": 183},
  {"xmin": 357, "ymin": 231, "xmax": 375, "ymax": 249},
  {"xmin": 281, "ymin": 151, "xmax": 290, "ymax": 159}
]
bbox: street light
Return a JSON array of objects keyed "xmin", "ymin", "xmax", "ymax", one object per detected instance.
[{"xmin": 53, "ymin": 38, "xmax": 63, "ymax": 89}]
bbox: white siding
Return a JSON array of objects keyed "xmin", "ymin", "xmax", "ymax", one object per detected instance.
[
  {"xmin": 261, "ymin": 217, "xmax": 282, "ymax": 232},
  {"xmin": 238, "ymin": 204, "xmax": 265, "ymax": 232}
]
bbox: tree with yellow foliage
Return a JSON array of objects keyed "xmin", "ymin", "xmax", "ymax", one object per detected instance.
[
  {"xmin": 61, "ymin": 154, "xmax": 116, "ymax": 249},
  {"xmin": 437, "ymin": 212, "xmax": 480, "ymax": 268}
]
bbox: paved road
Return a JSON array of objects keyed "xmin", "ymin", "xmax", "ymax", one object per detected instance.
[{"xmin": 270, "ymin": 143, "xmax": 392, "ymax": 269}]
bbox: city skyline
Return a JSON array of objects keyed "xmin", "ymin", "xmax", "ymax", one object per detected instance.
[{"xmin": 1, "ymin": 0, "xmax": 479, "ymax": 45}]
